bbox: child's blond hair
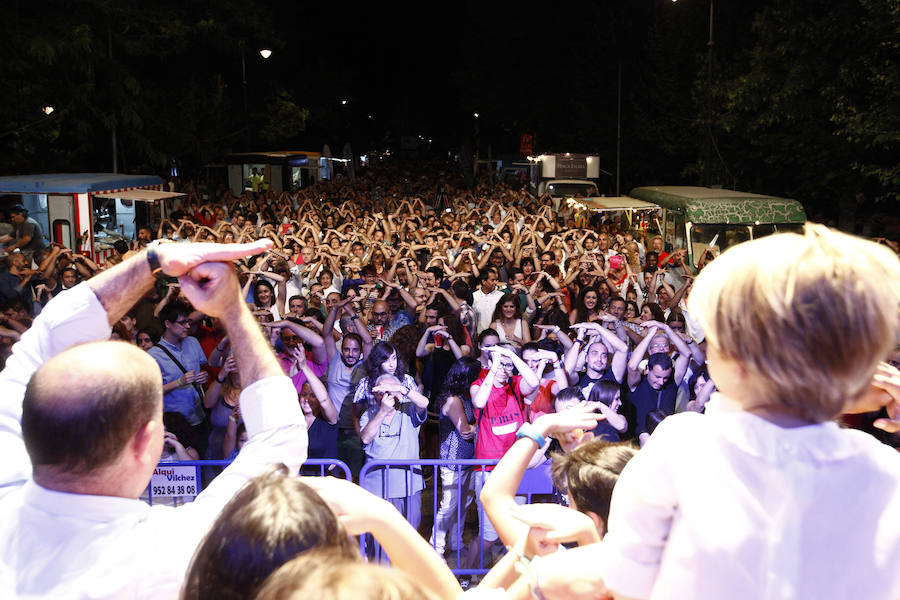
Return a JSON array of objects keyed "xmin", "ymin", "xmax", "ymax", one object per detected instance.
[{"xmin": 689, "ymin": 223, "xmax": 900, "ymax": 421}]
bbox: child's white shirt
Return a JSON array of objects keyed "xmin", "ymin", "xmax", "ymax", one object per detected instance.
[{"xmin": 599, "ymin": 393, "xmax": 900, "ymax": 600}]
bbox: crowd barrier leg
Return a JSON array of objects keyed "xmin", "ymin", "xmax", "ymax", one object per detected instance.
[{"xmin": 361, "ymin": 459, "xmax": 553, "ymax": 578}]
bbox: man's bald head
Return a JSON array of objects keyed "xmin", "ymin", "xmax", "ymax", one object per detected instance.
[
  {"xmin": 371, "ymin": 300, "xmax": 390, "ymax": 326},
  {"xmin": 22, "ymin": 341, "xmax": 163, "ymax": 477}
]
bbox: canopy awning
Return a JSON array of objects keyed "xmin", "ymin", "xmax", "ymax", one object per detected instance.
[
  {"xmin": 92, "ymin": 190, "xmax": 185, "ymax": 202},
  {"xmin": 0, "ymin": 173, "xmax": 164, "ymax": 194},
  {"xmin": 566, "ymin": 196, "xmax": 660, "ymax": 212}
]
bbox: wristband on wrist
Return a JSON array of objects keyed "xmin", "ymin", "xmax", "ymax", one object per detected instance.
[
  {"xmin": 516, "ymin": 423, "xmax": 547, "ymax": 448},
  {"xmin": 147, "ymin": 247, "xmax": 163, "ymax": 276},
  {"xmin": 146, "ymin": 240, "xmax": 172, "ymax": 276},
  {"xmin": 530, "ymin": 557, "xmax": 548, "ymax": 600}
]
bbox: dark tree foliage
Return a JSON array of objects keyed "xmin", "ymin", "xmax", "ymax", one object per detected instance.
[
  {"xmin": 714, "ymin": 0, "xmax": 900, "ymax": 227},
  {"xmin": 2, "ymin": 0, "xmax": 897, "ymax": 232},
  {"xmin": 0, "ymin": 0, "xmax": 302, "ymax": 174}
]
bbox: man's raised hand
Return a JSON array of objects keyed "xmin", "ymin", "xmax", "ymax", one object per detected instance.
[
  {"xmin": 156, "ymin": 239, "xmax": 272, "ymax": 278},
  {"xmin": 178, "ymin": 261, "xmax": 242, "ymax": 319}
]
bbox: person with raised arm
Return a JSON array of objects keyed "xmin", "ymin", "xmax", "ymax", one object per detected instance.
[
  {"xmin": 469, "ymin": 344, "xmax": 540, "ymax": 561},
  {"xmin": 0, "ymin": 239, "xmax": 306, "ymax": 599},
  {"xmin": 531, "ymin": 225, "xmax": 900, "ymax": 600},
  {"xmin": 564, "ymin": 320, "xmax": 629, "ymax": 389},
  {"xmin": 323, "ymin": 297, "xmax": 372, "ymax": 480}
]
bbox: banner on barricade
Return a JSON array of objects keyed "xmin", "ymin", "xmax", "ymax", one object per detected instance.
[{"xmin": 151, "ymin": 465, "xmax": 198, "ymax": 497}]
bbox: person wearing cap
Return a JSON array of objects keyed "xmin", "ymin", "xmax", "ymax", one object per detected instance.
[
  {"xmin": 0, "ymin": 253, "xmax": 35, "ymax": 312},
  {"xmin": 0, "ymin": 205, "xmax": 48, "ymax": 266}
]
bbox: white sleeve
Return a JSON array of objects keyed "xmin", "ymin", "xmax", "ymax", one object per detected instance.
[
  {"xmin": 155, "ymin": 375, "xmax": 307, "ymax": 555},
  {"xmin": 598, "ymin": 417, "xmax": 681, "ymax": 599},
  {"xmin": 0, "ymin": 283, "xmax": 110, "ymax": 496}
]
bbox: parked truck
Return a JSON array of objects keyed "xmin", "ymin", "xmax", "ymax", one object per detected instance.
[
  {"xmin": 529, "ymin": 153, "xmax": 603, "ymax": 198},
  {"xmin": 629, "ymin": 185, "xmax": 807, "ymax": 270}
]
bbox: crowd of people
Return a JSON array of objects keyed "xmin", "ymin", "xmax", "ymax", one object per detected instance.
[{"xmin": 1, "ymin": 161, "xmax": 899, "ymax": 599}]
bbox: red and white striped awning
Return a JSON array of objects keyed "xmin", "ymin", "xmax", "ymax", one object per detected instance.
[{"xmin": 92, "ymin": 190, "xmax": 185, "ymax": 202}]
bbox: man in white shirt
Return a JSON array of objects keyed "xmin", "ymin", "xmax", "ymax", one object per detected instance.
[
  {"xmin": 471, "ymin": 267, "xmax": 503, "ymax": 334},
  {"xmin": 0, "ymin": 239, "xmax": 306, "ymax": 599},
  {"xmin": 596, "ymin": 232, "xmax": 618, "ymax": 263}
]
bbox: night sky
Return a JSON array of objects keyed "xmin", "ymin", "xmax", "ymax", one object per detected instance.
[
  {"xmin": 4, "ymin": 0, "xmax": 898, "ymax": 232},
  {"xmin": 267, "ymin": 1, "xmax": 744, "ymax": 154}
]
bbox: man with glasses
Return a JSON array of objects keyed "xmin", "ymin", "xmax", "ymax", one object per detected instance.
[
  {"xmin": 150, "ymin": 303, "xmax": 209, "ymax": 453},
  {"xmin": 265, "ymin": 317, "xmax": 328, "ymax": 396},
  {"xmin": 470, "ymin": 344, "xmax": 540, "ymax": 559},
  {"xmin": 367, "ymin": 300, "xmax": 391, "ymax": 342}
]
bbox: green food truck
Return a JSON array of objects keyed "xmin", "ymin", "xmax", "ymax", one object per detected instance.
[{"xmin": 629, "ymin": 186, "xmax": 807, "ymax": 270}]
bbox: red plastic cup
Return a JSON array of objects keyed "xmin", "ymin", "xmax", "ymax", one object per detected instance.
[
  {"xmin": 434, "ymin": 332, "xmax": 444, "ymax": 348},
  {"xmin": 375, "ymin": 325, "xmax": 384, "ymax": 339}
]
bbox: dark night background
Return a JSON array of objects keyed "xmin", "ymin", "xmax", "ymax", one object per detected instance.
[{"xmin": 2, "ymin": 0, "xmax": 898, "ymax": 232}]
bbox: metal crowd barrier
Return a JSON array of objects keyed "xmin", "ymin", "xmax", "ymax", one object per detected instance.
[
  {"xmin": 144, "ymin": 458, "xmax": 352, "ymax": 506},
  {"xmin": 358, "ymin": 458, "xmax": 557, "ymax": 576},
  {"xmin": 144, "ymin": 457, "xmax": 556, "ymax": 578}
]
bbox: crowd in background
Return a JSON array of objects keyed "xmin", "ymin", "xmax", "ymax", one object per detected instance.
[{"xmin": 2, "ymin": 161, "xmax": 899, "ymax": 598}]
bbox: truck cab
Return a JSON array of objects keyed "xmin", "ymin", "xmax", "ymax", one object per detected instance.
[{"xmin": 540, "ymin": 179, "xmax": 599, "ymax": 198}]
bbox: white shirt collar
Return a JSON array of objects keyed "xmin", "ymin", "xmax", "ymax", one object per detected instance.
[
  {"xmin": 706, "ymin": 392, "xmax": 868, "ymax": 463},
  {"xmin": 23, "ymin": 479, "xmax": 150, "ymax": 523}
]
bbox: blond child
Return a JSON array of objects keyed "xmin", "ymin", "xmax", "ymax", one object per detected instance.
[{"xmin": 530, "ymin": 224, "xmax": 900, "ymax": 600}]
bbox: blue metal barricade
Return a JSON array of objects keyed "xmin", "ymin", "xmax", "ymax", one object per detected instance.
[
  {"xmin": 358, "ymin": 458, "xmax": 558, "ymax": 576},
  {"xmin": 145, "ymin": 457, "xmax": 555, "ymax": 577},
  {"xmin": 144, "ymin": 458, "xmax": 352, "ymax": 506}
]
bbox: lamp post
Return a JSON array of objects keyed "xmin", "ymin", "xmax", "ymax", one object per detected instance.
[
  {"xmin": 704, "ymin": 0, "xmax": 714, "ymax": 187},
  {"xmin": 241, "ymin": 45, "xmax": 273, "ymax": 150},
  {"xmin": 671, "ymin": 0, "xmax": 714, "ymax": 186}
]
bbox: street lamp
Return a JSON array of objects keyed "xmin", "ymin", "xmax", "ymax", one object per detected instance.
[
  {"xmin": 672, "ymin": 0, "xmax": 715, "ymax": 186},
  {"xmin": 42, "ymin": 106, "xmax": 54, "ymax": 115},
  {"xmin": 241, "ymin": 45, "xmax": 273, "ymax": 150}
]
